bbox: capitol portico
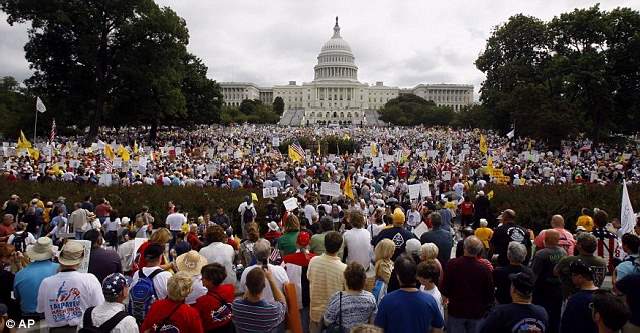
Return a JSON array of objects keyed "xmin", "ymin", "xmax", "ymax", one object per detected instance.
[{"xmin": 221, "ymin": 17, "xmax": 474, "ymax": 126}]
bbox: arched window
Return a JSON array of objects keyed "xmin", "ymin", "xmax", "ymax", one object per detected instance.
[
  {"xmin": 347, "ymin": 112, "xmax": 352, "ymax": 118},
  {"xmin": 333, "ymin": 112, "xmax": 338, "ymax": 117},
  {"xmin": 340, "ymin": 112, "xmax": 344, "ymax": 118}
]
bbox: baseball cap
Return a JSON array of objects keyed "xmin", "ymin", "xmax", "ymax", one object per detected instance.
[
  {"xmin": 509, "ymin": 271, "xmax": 534, "ymax": 296},
  {"xmin": 144, "ymin": 243, "xmax": 165, "ymax": 260},
  {"xmin": 297, "ymin": 231, "xmax": 311, "ymax": 247},
  {"xmin": 569, "ymin": 259, "xmax": 594, "ymax": 280}
]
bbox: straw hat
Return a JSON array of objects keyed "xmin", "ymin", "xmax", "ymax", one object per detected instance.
[
  {"xmin": 26, "ymin": 237, "xmax": 55, "ymax": 261},
  {"xmin": 175, "ymin": 250, "xmax": 207, "ymax": 276}
]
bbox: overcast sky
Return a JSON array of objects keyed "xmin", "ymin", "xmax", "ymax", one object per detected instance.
[{"xmin": 1, "ymin": 0, "xmax": 637, "ymax": 97}]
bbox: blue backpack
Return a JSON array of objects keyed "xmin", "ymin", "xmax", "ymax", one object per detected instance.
[{"xmin": 129, "ymin": 268, "xmax": 163, "ymax": 324}]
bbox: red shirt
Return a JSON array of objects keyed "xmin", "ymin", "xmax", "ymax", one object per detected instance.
[
  {"xmin": 95, "ymin": 203, "xmax": 111, "ymax": 217},
  {"xmin": 187, "ymin": 232, "xmax": 203, "ymax": 251},
  {"xmin": 461, "ymin": 202, "xmax": 474, "ymax": 216},
  {"xmin": 283, "ymin": 251, "xmax": 316, "ymax": 267},
  {"xmin": 141, "ymin": 299, "xmax": 203, "ymax": 333},
  {"xmin": 0, "ymin": 224, "xmax": 15, "ymax": 239},
  {"xmin": 193, "ymin": 284, "xmax": 235, "ymax": 331},
  {"xmin": 132, "ymin": 241, "xmax": 166, "ymax": 272}
]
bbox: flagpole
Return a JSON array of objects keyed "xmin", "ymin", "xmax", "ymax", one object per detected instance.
[{"xmin": 33, "ymin": 105, "xmax": 38, "ymax": 144}]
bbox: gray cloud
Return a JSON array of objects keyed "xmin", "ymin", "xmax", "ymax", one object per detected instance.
[{"xmin": 1, "ymin": 0, "xmax": 637, "ymax": 99}]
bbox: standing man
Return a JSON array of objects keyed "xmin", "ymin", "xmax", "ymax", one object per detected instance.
[
  {"xmin": 307, "ymin": 231, "xmax": 347, "ymax": 333},
  {"xmin": 83, "ymin": 229, "xmax": 122, "ymax": 284},
  {"xmin": 232, "ymin": 267, "xmax": 288, "ymax": 332},
  {"xmin": 441, "ymin": 236, "xmax": 494, "ymax": 333},
  {"xmin": 490, "ymin": 209, "xmax": 532, "ymax": 267},
  {"xmin": 420, "ymin": 212, "xmax": 454, "ymax": 267},
  {"xmin": 68, "ymin": 203, "xmax": 89, "ymax": 240},
  {"xmin": 372, "ymin": 208, "xmax": 415, "ymax": 261},
  {"xmin": 459, "ymin": 196, "xmax": 474, "ymax": 228},
  {"xmin": 531, "ymin": 229, "xmax": 566, "ymax": 333},
  {"xmin": 94, "ymin": 198, "xmax": 112, "ymax": 224},
  {"xmin": 238, "ymin": 196, "xmax": 257, "ymax": 239},
  {"xmin": 76, "ymin": 273, "xmax": 138, "ymax": 332},
  {"xmin": 534, "ymin": 215, "xmax": 576, "ymax": 255},
  {"xmin": 37, "ymin": 241, "xmax": 104, "ymax": 332},
  {"xmin": 554, "ymin": 233, "xmax": 607, "ymax": 300},
  {"xmin": 375, "ymin": 256, "xmax": 444, "ymax": 333},
  {"xmin": 14, "ymin": 237, "xmax": 59, "ymax": 319},
  {"xmin": 560, "ymin": 260, "xmax": 600, "ymax": 333},
  {"xmin": 166, "ymin": 205, "xmax": 187, "ymax": 249},
  {"xmin": 478, "ymin": 271, "xmax": 548, "ymax": 333}
]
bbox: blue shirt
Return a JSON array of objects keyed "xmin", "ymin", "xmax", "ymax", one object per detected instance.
[
  {"xmin": 615, "ymin": 256, "xmax": 639, "ymax": 282},
  {"xmin": 13, "ymin": 260, "xmax": 60, "ymax": 313},
  {"xmin": 374, "ymin": 289, "xmax": 444, "ymax": 333},
  {"xmin": 560, "ymin": 290, "xmax": 597, "ymax": 333}
]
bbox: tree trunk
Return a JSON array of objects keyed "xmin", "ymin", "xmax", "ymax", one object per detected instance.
[
  {"xmin": 88, "ymin": 24, "xmax": 110, "ymax": 141},
  {"xmin": 150, "ymin": 120, "xmax": 158, "ymax": 142}
]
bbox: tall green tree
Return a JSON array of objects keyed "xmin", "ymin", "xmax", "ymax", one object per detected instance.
[
  {"xmin": 273, "ymin": 96, "xmax": 284, "ymax": 115},
  {"xmin": 181, "ymin": 54, "xmax": 223, "ymax": 125},
  {"xmin": 378, "ymin": 94, "xmax": 454, "ymax": 126},
  {"xmin": 1, "ymin": 0, "xmax": 156, "ymax": 138}
]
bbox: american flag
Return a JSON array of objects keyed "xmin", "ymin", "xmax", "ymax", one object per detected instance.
[
  {"xmin": 50, "ymin": 119, "xmax": 56, "ymax": 143},
  {"xmin": 291, "ymin": 141, "xmax": 306, "ymax": 160},
  {"xmin": 102, "ymin": 157, "xmax": 113, "ymax": 173}
]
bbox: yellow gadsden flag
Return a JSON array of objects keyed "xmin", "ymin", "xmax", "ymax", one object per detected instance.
[
  {"xmin": 343, "ymin": 174, "xmax": 355, "ymax": 200},
  {"xmin": 370, "ymin": 142, "xmax": 378, "ymax": 157},
  {"xmin": 288, "ymin": 145, "xmax": 303, "ymax": 163},
  {"xmin": 479, "ymin": 134, "xmax": 488, "ymax": 155},
  {"xmin": 487, "ymin": 156, "xmax": 494, "ymax": 172},
  {"xmin": 17, "ymin": 130, "xmax": 32, "ymax": 149},
  {"xmin": 104, "ymin": 144, "xmax": 115, "ymax": 160},
  {"xmin": 118, "ymin": 145, "xmax": 130, "ymax": 162}
]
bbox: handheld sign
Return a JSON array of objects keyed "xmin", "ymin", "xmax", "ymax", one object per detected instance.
[
  {"xmin": 263, "ymin": 187, "xmax": 278, "ymax": 199},
  {"xmin": 283, "ymin": 197, "xmax": 298, "ymax": 211},
  {"xmin": 320, "ymin": 182, "xmax": 341, "ymax": 197}
]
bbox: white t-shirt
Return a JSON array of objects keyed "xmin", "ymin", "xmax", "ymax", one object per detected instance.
[
  {"xmin": 37, "ymin": 271, "xmax": 105, "ymax": 327},
  {"xmin": 304, "ymin": 205, "xmax": 316, "ymax": 224},
  {"xmin": 343, "ymin": 228, "xmax": 372, "ymax": 270},
  {"xmin": 131, "ymin": 266, "xmax": 173, "ymax": 300},
  {"xmin": 166, "ymin": 213, "xmax": 187, "ymax": 231},
  {"xmin": 199, "ymin": 242, "xmax": 236, "ymax": 285},
  {"xmin": 407, "ymin": 211, "xmax": 421, "ymax": 227},
  {"xmin": 102, "ymin": 217, "xmax": 120, "ymax": 232},
  {"xmin": 421, "ymin": 285, "xmax": 444, "ymax": 319},
  {"xmin": 239, "ymin": 264, "xmax": 289, "ymax": 302}
]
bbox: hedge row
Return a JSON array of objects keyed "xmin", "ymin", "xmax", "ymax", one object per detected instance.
[{"xmin": 1, "ymin": 178, "xmax": 638, "ymax": 234}]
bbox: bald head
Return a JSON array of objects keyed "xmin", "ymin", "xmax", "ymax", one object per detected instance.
[
  {"xmin": 550, "ymin": 215, "xmax": 564, "ymax": 228},
  {"xmin": 544, "ymin": 229, "xmax": 560, "ymax": 247}
]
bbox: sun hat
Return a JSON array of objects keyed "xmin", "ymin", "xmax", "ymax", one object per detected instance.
[
  {"xmin": 26, "ymin": 237, "xmax": 55, "ymax": 261},
  {"xmin": 175, "ymin": 250, "xmax": 207, "ymax": 276},
  {"xmin": 268, "ymin": 221, "xmax": 280, "ymax": 232},
  {"xmin": 58, "ymin": 241, "xmax": 85, "ymax": 266}
]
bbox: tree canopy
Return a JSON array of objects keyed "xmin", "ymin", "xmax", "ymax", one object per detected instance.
[{"xmin": 378, "ymin": 94, "xmax": 455, "ymax": 126}]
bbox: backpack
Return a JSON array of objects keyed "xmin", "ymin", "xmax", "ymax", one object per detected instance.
[
  {"xmin": 11, "ymin": 232, "xmax": 28, "ymax": 253},
  {"xmin": 242, "ymin": 207, "xmax": 255, "ymax": 223},
  {"xmin": 154, "ymin": 303, "xmax": 183, "ymax": 333},
  {"xmin": 79, "ymin": 307, "xmax": 129, "ymax": 333},
  {"xmin": 129, "ymin": 268, "xmax": 163, "ymax": 324}
]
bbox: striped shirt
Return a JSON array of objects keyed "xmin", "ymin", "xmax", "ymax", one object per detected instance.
[
  {"xmin": 231, "ymin": 298, "xmax": 286, "ymax": 333},
  {"xmin": 307, "ymin": 254, "xmax": 347, "ymax": 322}
]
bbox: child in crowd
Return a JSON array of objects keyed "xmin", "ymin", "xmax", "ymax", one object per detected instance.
[{"xmin": 416, "ymin": 261, "xmax": 445, "ymax": 319}]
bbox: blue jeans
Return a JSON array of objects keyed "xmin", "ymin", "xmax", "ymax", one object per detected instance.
[
  {"xmin": 447, "ymin": 315, "xmax": 480, "ymax": 333},
  {"xmin": 75, "ymin": 231, "xmax": 84, "ymax": 240}
]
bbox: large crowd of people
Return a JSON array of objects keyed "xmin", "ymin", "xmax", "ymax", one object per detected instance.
[
  {"xmin": 3, "ymin": 125, "xmax": 640, "ymax": 191},
  {"xmin": 1, "ymin": 185, "xmax": 639, "ymax": 333}
]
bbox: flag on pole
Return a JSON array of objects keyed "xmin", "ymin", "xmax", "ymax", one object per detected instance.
[
  {"xmin": 479, "ymin": 134, "xmax": 488, "ymax": 155},
  {"xmin": 17, "ymin": 130, "xmax": 32, "ymax": 149},
  {"xmin": 343, "ymin": 174, "xmax": 355, "ymax": 200},
  {"xmin": 317, "ymin": 141, "xmax": 321, "ymax": 156},
  {"xmin": 506, "ymin": 128, "xmax": 515, "ymax": 139},
  {"xmin": 528, "ymin": 139, "xmax": 532, "ymax": 151},
  {"xmin": 50, "ymin": 119, "xmax": 56, "ymax": 143},
  {"xmin": 36, "ymin": 97, "xmax": 47, "ymax": 113},
  {"xmin": 620, "ymin": 180, "xmax": 635, "ymax": 235},
  {"xmin": 118, "ymin": 145, "xmax": 130, "ymax": 162},
  {"xmin": 288, "ymin": 145, "xmax": 304, "ymax": 163},
  {"xmin": 370, "ymin": 142, "xmax": 378, "ymax": 157},
  {"xmin": 133, "ymin": 140, "xmax": 139, "ymax": 154},
  {"xmin": 104, "ymin": 144, "xmax": 115, "ymax": 160}
]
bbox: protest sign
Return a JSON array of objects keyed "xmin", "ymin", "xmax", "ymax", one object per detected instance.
[
  {"xmin": 263, "ymin": 187, "xmax": 278, "ymax": 199},
  {"xmin": 420, "ymin": 182, "xmax": 432, "ymax": 198},
  {"xmin": 320, "ymin": 182, "xmax": 342, "ymax": 197},
  {"xmin": 283, "ymin": 197, "xmax": 298, "ymax": 211},
  {"xmin": 408, "ymin": 184, "xmax": 421, "ymax": 200}
]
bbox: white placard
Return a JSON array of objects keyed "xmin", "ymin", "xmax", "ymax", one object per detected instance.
[
  {"xmin": 320, "ymin": 182, "xmax": 342, "ymax": 197},
  {"xmin": 98, "ymin": 173, "xmax": 112, "ymax": 187},
  {"xmin": 372, "ymin": 157, "xmax": 382, "ymax": 168},
  {"xmin": 69, "ymin": 240, "xmax": 92, "ymax": 273},
  {"xmin": 272, "ymin": 137, "xmax": 280, "ymax": 147},
  {"xmin": 442, "ymin": 171, "xmax": 451, "ymax": 181},
  {"xmin": 113, "ymin": 158, "xmax": 122, "ymax": 168},
  {"xmin": 283, "ymin": 197, "xmax": 298, "ymax": 211},
  {"xmin": 413, "ymin": 222, "xmax": 429, "ymax": 239},
  {"xmin": 420, "ymin": 182, "xmax": 432, "ymax": 198},
  {"xmin": 262, "ymin": 187, "xmax": 278, "ymax": 199},
  {"xmin": 408, "ymin": 184, "xmax": 421, "ymax": 200},
  {"xmin": 175, "ymin": 147, "xmax": 182, "ymax": 155},
  {"xmin": 131, "ymin": 238, "xmax": 147, "ymax": 268},
  {"xmin": 570, "ymin": 155, "xmax": 578, "ymax": 164}
]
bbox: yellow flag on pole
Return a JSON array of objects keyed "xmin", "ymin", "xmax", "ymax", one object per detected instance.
[
  {"xmin": 17, "ymin": 130, "xmax": 32, "ymax": 149},
  {"xmin": 288, "ymin": 145, "xmax": 303, "ymax": 162},
  {"xmin": 343, "ymin": 174, "xmax": 355, "ymax": 200},
  {"xmin": 479, "ymin": 134, "xmax": 488, "ymax": 155},
  {"xmin": 104, "ymin": 144, "xmax": 115, "ymax": 160},
  {"xmin": 487, "ymin": 156, "xmax": 494, "ymax": 172},
  {"xmin": 487, "ymin": 190, "xmax": 494, "ymax": 200},
  {"xmin": 370, "ymin": 143, "xmax": 378, "ymax": 157},
  {"xmin": 118, "ymin": 145, "xmax": 130, "ymax": 162},
  {"xmin": 133, "ymin": 140, "xmax": 139, "ymax": 154}
]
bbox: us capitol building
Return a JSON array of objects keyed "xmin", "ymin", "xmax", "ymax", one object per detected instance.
[{"xmin": 220, "ymin": 17, "xmax": 474, "ymax": 126}]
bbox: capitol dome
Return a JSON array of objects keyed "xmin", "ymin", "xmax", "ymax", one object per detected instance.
[{"xmin": 314, "ymin": 17, "xmax": 358, "ymax": 82}]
